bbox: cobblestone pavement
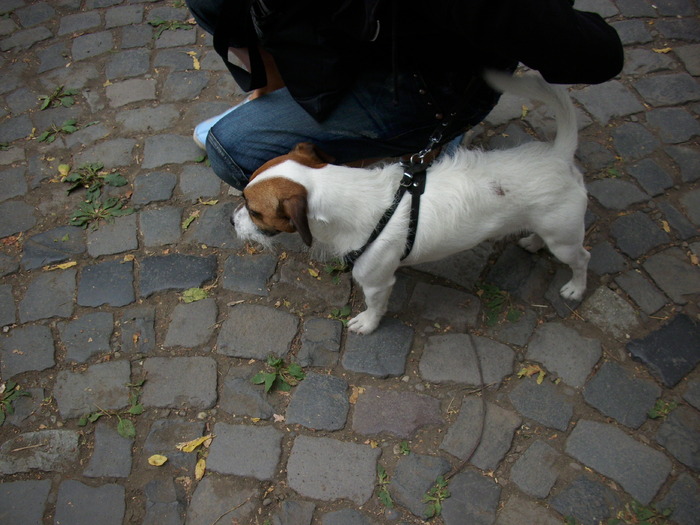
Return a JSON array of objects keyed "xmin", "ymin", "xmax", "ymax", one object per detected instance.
[{"xmin": 0, "ymin": 0, "xmax": 699, "ymax": 524}]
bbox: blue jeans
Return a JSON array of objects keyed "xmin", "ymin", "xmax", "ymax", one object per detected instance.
[
  {"xmin": 207, "ymin": 69, "xmax": 498, "ymax": 190},
  {"xmin": 187, "ymin": 0, "xmax": 500, "ymax": 190}
]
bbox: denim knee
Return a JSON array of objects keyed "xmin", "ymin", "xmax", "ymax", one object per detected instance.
[{"xmin": 205, "ymin": 131, "xmax": 251, "ymax": 191}]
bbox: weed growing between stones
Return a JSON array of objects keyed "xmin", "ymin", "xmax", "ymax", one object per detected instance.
[
  {"xmin": 608, "ymin": 501, "xmax": 672, "ymax": 524},
  {"xmin": 329, "ymin": 304, "xmax": 352, "ymax": 325},
  {"xmin": 148, "ymin": 18, "xmax": 193, "ymax": 39},
  {"xmin": 251, "ymin": 355, "xmax": 305, "ymax": 393},
  {"xmin": 0, "ymin": 380, "xmax": 30, "ymax": 425},
  {"xmin": 77, "ymin": 378, "xmax": 145, "ymax": 438},
  {"xmin": 376, "ymin": 464, "xmax": 394, "ymax": 509},
  {"xmin": 60, "ymin": 162, "xmax": 134, "ymax": 230},
  {"xmin": 38, "ymin": 86, "xmax": 78, "ymax": 110},
  {"xmin": 476, "ymin": 282, "xmax": 522, "ymax": 326},
  {"xmin": 647, "ymin": 399, "xmax": 678, "ymax": 419},
  {"xmin": 423, "ymin": 476, "xmax": 450, "ymax": 519}
]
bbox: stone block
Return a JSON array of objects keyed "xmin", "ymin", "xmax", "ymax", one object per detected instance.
[
  {"xmin": 342, "ymin": 318, "xmax": 413, "ymax": 378},
  {"xmin": 526, "ymin": 323, "xmax": 601, "ymax": 388},
  {"xmin": 287, "ymin": 435, "xmax": 381, "ymax": 504},
  {"xmin": 141, "ymin": 357, "xmax": 217, "ymax": 409},
  {"xmin": 441, "ymin": 398, "xmax": 521, "ymax": 470},
  {"xmin": 163, "ymin": 298, "xmax": 217, "ymax": 348},
  {"xmin": 207, "ymin": 423, "xmax": 283, "ymax": 480},
  {"xmin": 352, "ymin": 385, "xmax": 442, "ymax": 438},
  {"xmin": 287, "ymin": 373, "xmax": 349, "ymax": 431},
  {"xmin": 583, "ymin": 361, "xmax": 661, "ymax": 428},
  {"xmin": 54, "ymin": 360, "xmax": 131, "ymax": 419},
  {"xmin": 217, "ymin": 304, "xmax": 298, "ymax": 359},
  {"xmin": 565, "ymin": 420, "xmax": 671, "ymax": 504}
]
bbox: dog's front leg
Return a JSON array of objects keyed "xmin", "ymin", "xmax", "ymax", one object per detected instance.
[{"xmin": 347, "ymin": 261, "xmax": 398, "ymax": 335}]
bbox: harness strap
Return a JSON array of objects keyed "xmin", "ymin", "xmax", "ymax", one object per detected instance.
[
  {"xmin": 402, "ymin": 165, "xmax": 427, "ymax": 260},
  {"xmin": 343, "ymin": 182, "xmax": 409, "ymax": 267},
  {"xmin": 343, "ymin": 163, "xmax": 427, "ymax": 268}
]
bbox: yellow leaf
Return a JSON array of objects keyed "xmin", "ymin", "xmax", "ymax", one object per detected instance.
[
  {"xmin": 652, "ymin": 47, "xmax": 672, "ymax": 53},
  {"xmin": 43, "ymin": 261, "xmax": 77, "ymax": 271},
  {"xmin": 250, "ymin": 417, "xmax": 261, "ymax": 423},
  {"xmin": 661, "ymin": 220, "xmax": 671, "ymax": 233},
  {"xmin": 349, "ymin": 386, "xmax": 365, "ymax": 404},
  {"xmin": 123, "ymin": 254, "xmax": 135, "ymax": 263},
  {"xmin": 148, "ymin": 454, "xmax": 168, "ymax": 466},
  {"xmin": 186, "ymin": 51, "xmax": 201, "ymax": 70},
  {"xmin": 368, "ymin": 440, "xmax": 379, "ymax": 448},
  {"xmin": 520, "ymin": 104, "xmax": 529, "ymax": 119},
  {"xmin": 536, "ymin": 370, "xmax": 546, "ymax": 385},
  {"xmin": 517, "ymin": 364, "xmax": 543, "ymax": 379},
  {"xmin": 176, "ymin": 434, "xmax": 214, "ymax": 453},
  {"xmin": 690, "ymin": 253, "xmax": 699, "ymax": 266},
  {"xmin": 195, "ymin": 458, "xmax": 206, "ymax": 480},
  {"xmin": 308, "ymin": 268, "xmax": 319, "ymax": 278},
  {"xmin": 198, "ymin": 199, "xmax": 218, "ymax": 206},
  {"xmin": 58, "ymin": 164, "xmax": 71, "ymax": 177}
]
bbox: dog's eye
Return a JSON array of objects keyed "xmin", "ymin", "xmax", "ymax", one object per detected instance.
[{"xmin": 249, "ymin": 209, "xmax": 263, "ymax": 220}]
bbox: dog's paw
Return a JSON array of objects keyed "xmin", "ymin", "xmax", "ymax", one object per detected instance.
[
  {"xmin": 347, "ymin": 311, "xmax": 380, "ymax": 335},
  {"xmin": 518, "ymin": 233, "xmax": 544, "ymax": 253},
  {"xmin": 559, "ymin": 280, "xmax": 584, "ymax": 302}
]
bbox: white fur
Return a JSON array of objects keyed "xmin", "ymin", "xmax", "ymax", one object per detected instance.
[{"xmin": 234, "ymin": 73, "xmax": 590, "ymax": 334}]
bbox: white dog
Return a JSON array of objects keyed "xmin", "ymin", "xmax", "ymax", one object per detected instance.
[{"xmin": 233, "ymin": 72, "xmax": 590, "ymax": 334}]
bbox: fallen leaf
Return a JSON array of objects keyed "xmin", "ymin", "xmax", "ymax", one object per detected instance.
[
  {"xmin": 198, "ymin": 198, "xmax": 218, "ymax": 206},
  {"xmin": 273, "ymin": 413, "xmax": 285, "ymax": 423},
  {"xmin": 661, "ymin": 220, "xmax": 671, "ymax": 233},
  {"xmin": 652, "ymin": 47, "xmax": 672, "ymax": 53},
  {"xmin": 182, "ymin": 210, "xmax": 200, "ymax": 230},
  {"xmin": 58, "ymin": 164, "xmax": 71, "ymax": 177},
  {"xmin": 195, "ymin": 458, "xmax": 206, "ymax": 480},
  {"xmin": 43, "ymin": 261, "xmax": 77, "ymax": 271},
  {"xmin": 349, "ymin": 386, "xmax": 365, "ymax": 404},
  {"xmin": 148, "ymin": 454, "xmax": 168, "ymax": 466},
  {"xmin": 517, "ymin": 364, "xmax": 543, "ymax": 379},
  {"xmin": 308, "ymin": 268, "xmax": 319, "ymax": 278},
  {"xmin": 176, "ymin": 434, "xmax": 214, "ymax": 453},
  {"xmin": 690, "ymin": 253, "xmax": 699, "ymax": 266},
  {"xmin": 186, "ymin": 51, "xmax": 201, "ymax": 70},
  {"xmin": 536, "ymin": 370, "xmax": 546, "ymax": 385},
  {"xmin": 520, "ymin": 104, "xmax": 529, "ymax": 119}
]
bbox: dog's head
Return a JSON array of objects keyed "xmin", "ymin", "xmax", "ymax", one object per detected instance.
[{"xmin": 232, "ymin": 142, "xmax": 332, "ymax": 247}]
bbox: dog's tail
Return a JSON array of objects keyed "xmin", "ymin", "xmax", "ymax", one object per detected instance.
[{"xmin": 485, "ymin": 71, "xmax": 578, "ymax": 160}]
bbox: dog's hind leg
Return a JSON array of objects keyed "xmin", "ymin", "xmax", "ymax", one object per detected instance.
[{"xmin": 546, "ymin": 241, "xmax": 590, "ymax": 301}]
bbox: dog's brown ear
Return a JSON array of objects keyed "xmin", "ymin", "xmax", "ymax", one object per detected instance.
[
  {"xmin": 292, "ymin": 142, "xmax": 336, "ymax": 165},
  {"xmin": 282, "ymin": 194, "xmax": 312, "ymax": 246}
]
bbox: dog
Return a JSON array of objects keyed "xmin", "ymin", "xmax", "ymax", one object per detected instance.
[{"xmin": 232, "ymin": 72, "xmax": 590, "ymax": 334}]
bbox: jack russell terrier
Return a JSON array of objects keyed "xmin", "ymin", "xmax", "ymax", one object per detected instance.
[{"xmin": 232, "ymin": 72, "xmax": 590, "ymax": 334}]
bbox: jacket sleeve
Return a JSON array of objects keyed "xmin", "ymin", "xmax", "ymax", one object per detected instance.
[{"xmin": 449, "ymin": 0, "xmax": 624, "ymax": 84}]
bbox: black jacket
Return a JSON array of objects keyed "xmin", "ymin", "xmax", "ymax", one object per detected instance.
[{"xmin": 215, "ymin": 0, "xmax": 624, "ymax": 120}]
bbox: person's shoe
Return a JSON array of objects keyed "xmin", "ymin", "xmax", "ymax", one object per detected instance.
[{"xmin": 193, "ymin": 97, "xmax": 251, "ymax": 150}]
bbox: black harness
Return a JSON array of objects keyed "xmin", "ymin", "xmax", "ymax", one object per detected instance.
[{"xmin": 342, "ymin": 157, "xmax": 428, "ymax": 267}]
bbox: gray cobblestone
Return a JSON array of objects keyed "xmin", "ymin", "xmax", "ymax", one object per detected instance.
[
  {"xmin": 566, "ymin": 420, "xmax": 672, "ymax": 504},
  {"xmin": 352, "ymin": 385, "xmax": 442, "ymax": 438},
  {"xmin": 208, "ymin": 423, "xmax": 283, "ymax": 480},
  {"xmin": 141, "ymin": 357, "xmax": 217, "ymax": 409},
  {"xmin": 526, "ymin": 323, "xmax": 602, "ymax": 388},
  {"xmin": 287, "ymin": 436, "xmax": 381, "ymax": 504}
]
